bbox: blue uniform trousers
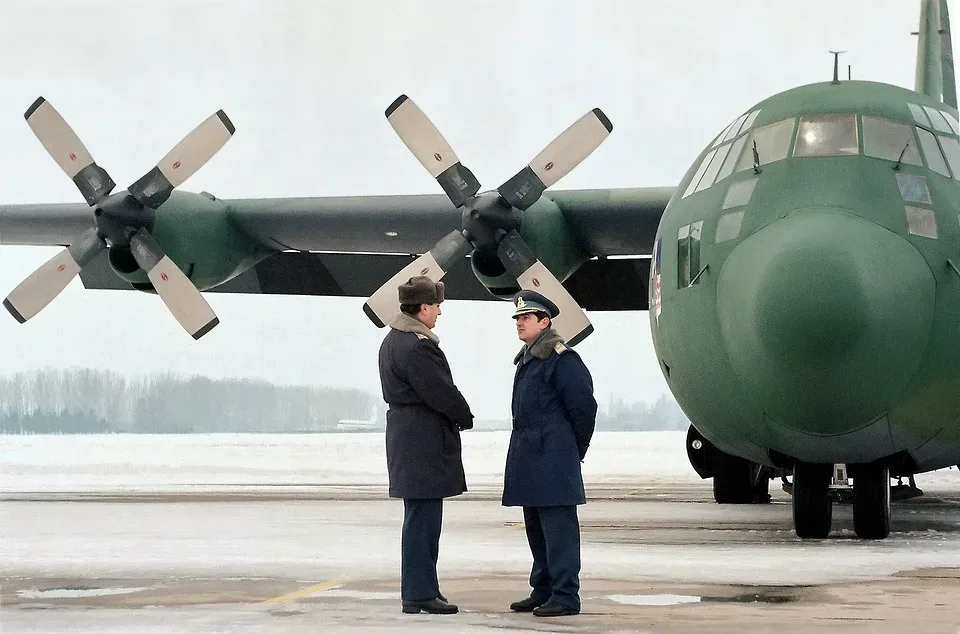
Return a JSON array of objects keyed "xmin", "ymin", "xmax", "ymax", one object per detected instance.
[
  {"xmin": 401, "ymin": 498, "xmax": 443, "ymax": 601},
  {"xmin": 523, "ymin": 505, "xmax": 581, "ymax": 610}
]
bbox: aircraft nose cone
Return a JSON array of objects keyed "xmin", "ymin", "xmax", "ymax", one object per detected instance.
[{"xmin": 717, "ymin": 209, "xmax": 935, "ymax": 434}]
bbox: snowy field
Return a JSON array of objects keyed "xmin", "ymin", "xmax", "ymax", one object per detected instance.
[{"xmin": 1, "ymin": 430, "xmax": 958, "ymax": 493}]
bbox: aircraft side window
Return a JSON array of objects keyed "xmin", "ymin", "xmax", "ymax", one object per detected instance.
[
  {"xmin": 682, "ymin": 149, "xmax": 718, "ymax": 198},
  {"xmin": 905, "ymin": 206, "xmax": 938, "ymax": 239},
  {"xmin": 715, "ymin": 135, "xmax": 748, "ymax": 182},
  {"xmin": 895, "ymin": 173, "xmax": 933, "ymax": 204},
  {"xmin": 908, "ymin": 103, "xmax": 931, "ymax": 127},
  {"xmin": 862, "ymin": 116, "xmax": 921, "ymax": 165},
  {"xmin": 937, "ymin": 135, "xmax": 960, "ymax": 180},
  {"xmin": 916, "ymin": 127, "xmax": 951, "ymax": 176},
  {"xmin": 677, "ymin": 224, "xmax": 691, "ymax": 287},
  {"xmin": 688, "ymin": 221, "xmax": 702, "ymax": 286},
  {"xmin": 694, "ymin": 142, "xmax": 733, "ymax": 193},
  {"xmin": 922, "ymin": 106, "xmax": 954, "ymax": 134},
  {"xmin": 793, "ymin": 114, "xmax": 859, "ymax": 157},
  {"xmin": 676, "ymin": 222, "xmax": 703, "ymax": 288},
  {"xmin": 736, "ymin": 118, "xmax": 795, "ymax": 172}
]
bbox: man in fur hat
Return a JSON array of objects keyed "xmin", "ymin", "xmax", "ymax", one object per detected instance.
[
  {"xmin": 503, "ymin": 289, "xmax": 597, "ymax": 618},
  {"xmin": 378, "ymin": 275, "xmax": 474, "ymax": 615}
]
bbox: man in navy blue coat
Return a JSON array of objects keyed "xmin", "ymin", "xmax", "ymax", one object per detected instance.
[{"xmin": 502, "ymin": 290, "xmax": 597, "ymax": 617}]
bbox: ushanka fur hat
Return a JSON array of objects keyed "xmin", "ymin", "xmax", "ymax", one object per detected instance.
[{"xmin": 398, "ymin": 275, "xmax": 445, "ymax": 305}]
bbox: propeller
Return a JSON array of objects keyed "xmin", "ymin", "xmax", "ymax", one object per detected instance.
[
  {"xmin": 4, "ymin": 97, "xmax": 233, "ymax": 339},
  {"xmin": 363, "ymin": 95, "xmax": 611, "ymax": 346}
]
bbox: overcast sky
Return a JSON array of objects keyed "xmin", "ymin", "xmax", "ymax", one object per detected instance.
[{"xmin": 0, "ymin": 1, "xmax": 934, "ymax": 419}]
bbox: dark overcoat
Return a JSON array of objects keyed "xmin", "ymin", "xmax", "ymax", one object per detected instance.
[
  {"xmin": 502, "ymin": 329, "xmax": 598, "ymax": 507},
  {"xmin": 379, "ymin": 313, "xmax": 473, "ymax": 499}
]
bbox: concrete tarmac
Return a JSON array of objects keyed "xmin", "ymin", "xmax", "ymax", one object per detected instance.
[{"xmin": 3, "ymin": 482, "xmax": 960, "ymax": 633}]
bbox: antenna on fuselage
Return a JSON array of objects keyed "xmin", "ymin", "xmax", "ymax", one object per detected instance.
[{"xmin": 830, "ymin": 50, "xmax": 846, "ymax": 83}]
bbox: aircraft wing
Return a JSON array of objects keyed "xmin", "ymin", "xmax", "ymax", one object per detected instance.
[
  {"xmin": 1, "ymin": 186, "xmax": 673, "ymax": 311},
  {"xmin": 222, "ymin": 187, "xmax": 672, "ymax": 257}
]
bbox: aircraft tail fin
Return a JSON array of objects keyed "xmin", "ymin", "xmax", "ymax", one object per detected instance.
[{"xmin": 915, "ymin": 0, "xmax": 957, "ymax": 107}]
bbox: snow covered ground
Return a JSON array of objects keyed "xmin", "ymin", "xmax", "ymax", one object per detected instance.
[{"xmin": 2, "ymin": 431, "xmax": 957, "ymax": 493}]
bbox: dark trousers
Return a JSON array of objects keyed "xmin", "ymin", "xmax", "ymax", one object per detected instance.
[
  {"xmin": 523, "ymin": 505, "xmax": 581, "ymax": 610},
  {"xmin": 401, "ymin": 498, "xmax": 443, "ymax": 601}
]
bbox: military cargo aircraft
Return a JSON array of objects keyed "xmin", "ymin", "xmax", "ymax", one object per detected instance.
[{"xmin": 0, "ymin": 1, "xmax": 957, "ymax": 540}]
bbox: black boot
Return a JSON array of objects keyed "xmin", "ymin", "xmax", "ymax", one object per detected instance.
[
  {"xmin": 533, "ymin": 600, "xmax": 579, "ymax": 617},
  {"xmin": 402, "ymin": 598, "xmax": 459, "ymax": 614},
  {"xmin": 509, "ymin": 596, "xmax": 546, "ymax": 612}
]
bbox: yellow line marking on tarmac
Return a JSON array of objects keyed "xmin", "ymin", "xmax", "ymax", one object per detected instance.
[{"xmin": 261, "ymin": 579, "xmax": 345, "ymax": 604}]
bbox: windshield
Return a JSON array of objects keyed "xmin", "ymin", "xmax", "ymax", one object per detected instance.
[{"xmin": 793, "ymin": 114, "xmax": 858, "ymax": 157}]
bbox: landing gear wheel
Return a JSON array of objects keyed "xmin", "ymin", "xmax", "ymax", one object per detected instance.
[
  {"xmin": 713, "ymin": 452, "xmax": 754, "ymax": 503},
  {"xmin": 853, "ymin": 462, "xmax": 891, "ymax": 539},
  {"xmin": 792, "ymin": 461, "xmax": 833, "ymax": 538},
  {"xmin": 713, "ymin": 452, "xmax": 771, "ymax": 504}
]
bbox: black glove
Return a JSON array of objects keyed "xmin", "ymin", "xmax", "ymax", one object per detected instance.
[{"xmin": 457, "ymin": 417, "xmax": 474, "ymax": 431}]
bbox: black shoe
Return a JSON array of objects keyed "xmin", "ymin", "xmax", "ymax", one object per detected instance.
[
  {"xmin": 533, "ymin": 601, "xmax": 579, "ymax": 617},
  {"xmin": 402, "ymin": 598, "xmax": 459, "ymax": 614},
  {"xmin": 437, "ymin": 592, "xmax": 447, "ymax": 602},
  {"xmin": 509, "ymin": 596, "xmax": 546, "ymax": 612}
]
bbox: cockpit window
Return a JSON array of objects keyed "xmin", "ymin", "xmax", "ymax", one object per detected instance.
[
  {"xmin": 908, "ymin": 103, "xmax": 931, "ymax": 127},
  {"xmin": 737, "ymin": 118, "xmax": 795, "ymax": 172},
  {"xmin": 715, "ymin": 135, "xmax": 747, "ymax": 182},
  {"xmin": 712, "ymin": 109, "xmax": 762, "ymax": 148},
  {"xmin": 721, "ymin": 112, "xmax": 750, "ymax": 144},
  {"xmin": 862, "ymin": 116, "xmax": 921, "ymax": 166},
  {"xmin": 694, "ymin": 142, "xmax": 733, "ymax": 193},
  {"xmin": 916, "ymin": 127, "xmax": 951, "ymax": 176},
  {"xmin": 740, "ymin": 110, "xmax": 761, "ymax": 134},
  {"xmin": 712, "ymin": 119, "xmax": 738, "ymax": 148},
  {"xmin": 682, "ymin": 148, "xmax": 718, "ymax": 197},
  {"xmin": 938, "ymin": 135, "xmax": 960, "ymax": 180},
  {"xmin": 942, "ymin": 111, "xmax": 960, "ymax": 135},
  {"xmin": 923, "ymin": 106, "xmax": 954, "ymax": 134},
  {"xmin": 793, "ymin": 114, "xmax": 858, "ymax": 157}
]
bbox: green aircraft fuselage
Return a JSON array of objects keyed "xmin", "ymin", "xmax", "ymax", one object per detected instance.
[{"xmin": 651, "ymin": 79, "xmax": 960, "ymax": 473}]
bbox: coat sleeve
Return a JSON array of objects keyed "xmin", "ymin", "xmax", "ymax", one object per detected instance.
[
  {"xmin": 405, "ymin": 340, "xmax": 474, "ymax": 430},
  {"xmin": 553, "ymin": 352, "xmax": 598, "ymax": 460}
]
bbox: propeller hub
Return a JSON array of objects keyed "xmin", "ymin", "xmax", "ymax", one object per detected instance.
[
  {"xmin": 461, "ymin": 192, "xmax": 520, "ymax": 251},
  {"xmin": 94, "ymin": 193, "xmax": 154, "ymax": 247}
]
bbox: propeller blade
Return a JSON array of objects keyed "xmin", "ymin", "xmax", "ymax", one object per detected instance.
[
  {"xmin": 363, "ymin": 229, "xmax": 473, "ymax": 327},
  {"xmin": 24, "ymin": 97, "xmax": 116, "ymax": 206},
  {"xmin": 497, "ymin": 230, "xmax": 593, "ymax": 346},
  {"xmin": 128, "ymin": 230, "xmax": 219, "ymax": 339},
  {"xmin": 3, "ymin": 227, "xmax": 105, "ymax": 323},
  {"xmin": 498, "ymin": 108, "xmax": 613, "ymax": 210},
  {"xmin": 385, "ymin": 94, "xmax": 480, "ymax": 208},
  {"xmin": 127, "ymin": 110, "xmax": 235, "ymax": 208}
]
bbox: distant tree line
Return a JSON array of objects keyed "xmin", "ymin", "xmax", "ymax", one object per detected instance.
[
  {"xmin": 597, "ymin": 393, "xmax": 690, "ymax": 431},
  {"xmin": 0, "ymin": 368, "xmax": 690, "ymax": 434},
  {"xmin": 0, "ymin": 368, "xmax": 382, "ymax": 434}
]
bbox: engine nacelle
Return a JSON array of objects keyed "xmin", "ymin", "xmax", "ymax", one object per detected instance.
[
  {"xmin": 471, "ymin": 195, "xmax": 590, "ymax": 299},
  {"xmin": 110, "ymin": 190, "xmax": 273, "ymax": 292}
]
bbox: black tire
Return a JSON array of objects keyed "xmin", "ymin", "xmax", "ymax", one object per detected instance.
[
  {"xmin": 713, "ymin": 451, "xmax": 754, "ymax": 504},
  {"xmin": 853, "ymin": 462, "xmax": 891, "ymax": 539},
  {"xmin": 792, "ymin": 461, "xmax": 833, "ymax": 538}
]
